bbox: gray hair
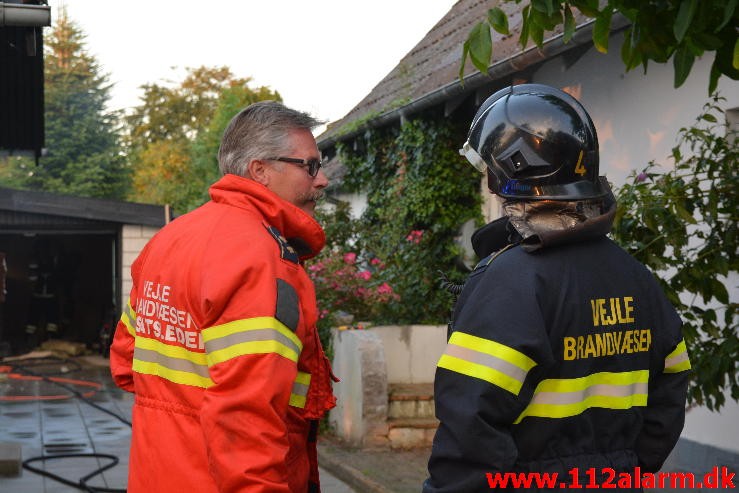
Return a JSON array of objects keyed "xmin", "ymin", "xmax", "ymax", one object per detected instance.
[{"xmin": 218, "ymin": 101, "xmax": 321, "ymax": 177}]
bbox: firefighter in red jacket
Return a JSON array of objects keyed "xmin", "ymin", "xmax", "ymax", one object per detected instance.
[
  {"xmin": 424, "ymin": 84, "xmax": 691, "ymax": 492},
  {"xmin": 111, "ymin": 101, "xmax": 336, "ymax": 493}
]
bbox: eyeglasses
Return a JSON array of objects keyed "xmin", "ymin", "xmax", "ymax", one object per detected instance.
[{"xmin": 266, "ymin": 156, "xmax": 323, "ymax": 177}]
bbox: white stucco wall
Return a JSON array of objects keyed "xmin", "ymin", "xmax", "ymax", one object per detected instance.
[
  {"xmin": 120, "ymin": 224, "xmax": 160, "ymax": 311},
  {"xmin": 369, "ymin": 325, "xmax": 448, "ymax": 384},
  {"xmin": 531, "ymin": 32, "xmax": 739, "ymax": 188},
  {"xmin": 681, "ymin": 403, "xmax": 739, "ymax": 454}
]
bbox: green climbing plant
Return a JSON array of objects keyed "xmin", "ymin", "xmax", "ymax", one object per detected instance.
[
  {"xmin": 309, "ymin": 117, "xmax": 482, "ymax": 342},
  {"xmin": 612, "ymin": 94, "xmax": 738, "ymax": 410}
]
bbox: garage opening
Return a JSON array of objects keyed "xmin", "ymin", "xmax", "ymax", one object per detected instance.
[{"xmin": 0, "ymin": 232, "xmax": 117, "ymax": 356}]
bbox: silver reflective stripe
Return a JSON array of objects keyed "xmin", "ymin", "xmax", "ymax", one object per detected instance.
[
  {"xmin": 528, "ymin": 381, "xmax": 649, "ymax": 406},
  {"xmin": 292, "ymin": 381, "xmax": 309, "ymax": 398},
  {"xmin": 133, "ymin": 347, "xmax": 210, "ymax": 379},
  {"xmin": 125, "ymin": 302, "xmax": 136, "ymax": 321},
  {"xmin": 665, "ymin": 351, "xmax": 689, "ymax": 369},
  {"xmin": 205, "ymin": 328, "xmax": 301, "ymax": 356},
  {"xmin": 289, "ymin": 372, "xmax": 311, "ymax": 408},
  {"xmin": 445, "ymin": 343, "xmax": 528, "ymax": 383}
]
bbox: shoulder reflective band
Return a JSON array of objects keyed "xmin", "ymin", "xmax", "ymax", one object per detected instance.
[
  {"xmin": 202, "ymin": 316, "xmax": 303, "ymax": 367},
  {"xmin": 437, "ymin": 331, "xmax": 537, "ymax": 396},
  {"xmin": 120, "ymin": 298, "xmax": 137, "ymax": 336},
  {"xmin": 514, "ymin": 370, "xmax": 649, "ymax": 424},
  {"xmin": 664, "ymin": 339, "xmax": 691, "ymax": 373},
  {"xmin": 289, "ymin": 371, "xmax": 311, "ymax": 408},
  {"xmin": 133, "ymin": 337, "xmax": 213, "ymax": 388}
]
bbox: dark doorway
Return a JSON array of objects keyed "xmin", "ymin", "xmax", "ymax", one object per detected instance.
[{"xmin": 0, "ymin": 233, "xmax": 116, "ymax": 355}]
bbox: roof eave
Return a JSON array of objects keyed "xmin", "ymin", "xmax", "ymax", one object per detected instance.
[
  {"xmin": 318, "ymin": 16, "xmax": 629, "ymax": 151},
  {"xmin": 0, "ymin": 187, "xmax": 170, "ymax": 227}
]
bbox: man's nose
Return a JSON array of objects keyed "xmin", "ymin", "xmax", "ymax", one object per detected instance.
[{"xmin": 313, "ymin": 168, "xmax": 329, "ymax": 188}]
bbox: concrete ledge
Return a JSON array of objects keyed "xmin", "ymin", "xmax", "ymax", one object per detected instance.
[
  {"xmin": 329, "ymin": 329, "xmax": 389, "ymax": 446},
  {"xmin": 0, "ymin": 442, "xmax": 21, "ymax": 477}
]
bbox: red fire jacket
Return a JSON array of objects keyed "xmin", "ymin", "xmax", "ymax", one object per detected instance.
[{"xmin": 111, "ymin": 174, "xmax": 336, "ymax": 492}]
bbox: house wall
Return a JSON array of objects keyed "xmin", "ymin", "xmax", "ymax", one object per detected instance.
[
  {"xmin": 530, "ymin": 32, "xmax": 739, "ymax": 188},
  {"xmin": 120, "ymin": 224, "xmax": 160, "ymax": 311},
  {"xmin": 336, "ymin": 192, "xmax": 367, "ymax": 219},
  {"xmin": 369, "ymin": 325, "xmax": 447, "ymax": 384}
]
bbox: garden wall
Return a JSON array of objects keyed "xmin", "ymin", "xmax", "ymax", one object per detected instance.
[{"xmin": 328, "ymin": 325, "xmax": 447, "ymax": 446}]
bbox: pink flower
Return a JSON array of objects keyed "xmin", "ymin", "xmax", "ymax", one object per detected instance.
[
  {"xmin": 370, "ymin": 258, "xmax": 382, "ymax": 266},
  {"xmin": 405, "ymin": 230, "xmax": 424, "ymax": 244},
  {"xmin": 636, "ymin": 172, "xmax": 648, "ymax": 183},
  {"xmin": 343, "ymin": 252, "xmax": 357, "ymax": 264},
  {"xmin": 357, "ymin": 270, "xmax": 372, "ymax": 281},
  {"xmin": 377, "ymin": 282, "xmax": 393, "ymax": 295}
]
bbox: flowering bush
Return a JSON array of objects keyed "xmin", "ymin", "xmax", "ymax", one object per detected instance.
[{"xmin": 309, "ymin": 250, "xmax": 399, "ymax": 334}]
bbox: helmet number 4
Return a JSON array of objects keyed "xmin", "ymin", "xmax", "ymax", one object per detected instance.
[{"xmin": 574, "ymin": 150, "xmax": 587, "ymax": 176}]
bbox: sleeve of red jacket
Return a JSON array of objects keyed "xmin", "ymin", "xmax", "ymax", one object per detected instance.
[
  {"xmin": 198, "ymin": 239, "xmax": 300, "ymax": 492},
  {"xmin": 109, "ymin": 255, "xmax": 142, "ymax": 393}
]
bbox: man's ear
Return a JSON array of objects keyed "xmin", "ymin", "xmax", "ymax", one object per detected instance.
[{"xmin": 247, "ymin": 159, "xmax": 270, "ymax": 186}]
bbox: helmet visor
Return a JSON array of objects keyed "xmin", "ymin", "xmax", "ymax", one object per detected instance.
[{"xmin": 460, "ymin": 141, "xmax": 488, "ymax": 174}]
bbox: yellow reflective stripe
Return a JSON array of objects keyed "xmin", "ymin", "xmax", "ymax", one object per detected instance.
[
  {"xmin": 202, "ymin": 317, "xmax": 302, "ymax": 367},
  {"xmin": 133, "ymin": 359, "xmax": 213, "ymax": 388},
  {"xmin": 450, "ymin": 332, "xmax": 537, "ymax": 372},
  {"xmin": 132, "ymin": 337, "xmax": 212, "ymax": 388},
  {"xmin": 294, "ymin": 371, "xmax": 311, "ymax": 386},
  {"xmin": 120, "ymin": 299, "xmax": 136, "ymax": 336},
  {"xmin": 289, "ymin": 371, "xmax": 311, "ymax": 408},
  {"xmin": 514, "ymin": 370, "xmax": 649, "ymax": 424},
  {"xmin": 202, "ymin": 317, "xmax": 302, "ymax": 348},
  {"xmin": 289, "ymin": 395, "xmax": 306, "ymax": 408},
  {"xmin": 664, "ymin": 340, "xmax": 691, "ymax": 373},
  {"xmin": 437, "ymin": 331, "xmax": 537, "ymax": 395}
]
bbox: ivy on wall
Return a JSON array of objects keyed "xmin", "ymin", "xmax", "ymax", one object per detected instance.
[{"xmin": 313, "ymin": 117, "xmax": 481, "ymax": 336}]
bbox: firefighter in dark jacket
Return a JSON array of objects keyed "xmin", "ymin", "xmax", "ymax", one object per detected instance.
[{"xmin": 423, "ymin": 84, "xmax": 691, "ymax": 492}]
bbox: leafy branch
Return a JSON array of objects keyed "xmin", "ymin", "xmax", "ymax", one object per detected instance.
[
  {"xmin": 463, "ymin": 1, "xmax": 738, "ymax": 92},
  {"xmin": 612, "ymin": 94, "xmax": 738, "ymax": 410}
]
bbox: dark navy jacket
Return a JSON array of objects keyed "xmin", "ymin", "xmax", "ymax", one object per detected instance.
[{"xmin": 424, "ymin": 209, "xmax": 690, "ymax": 493}]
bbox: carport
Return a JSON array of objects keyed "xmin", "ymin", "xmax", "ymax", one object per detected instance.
[{"xmin": 0, "ymin": 187, "xmax": 168, "ymax": 356}]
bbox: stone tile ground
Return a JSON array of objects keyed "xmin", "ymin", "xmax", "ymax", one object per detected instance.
[{"xmin": 318, "ymin": 434, "xmax": 431, "ymax": 493}]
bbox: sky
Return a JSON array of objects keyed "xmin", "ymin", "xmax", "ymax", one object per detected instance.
[{"xmin": 59, "ymin": 0, "xmax": 459, "ymax": 125}]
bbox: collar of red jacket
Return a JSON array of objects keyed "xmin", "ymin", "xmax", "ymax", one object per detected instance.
[{"xmin": 209, "ymin": 173, "xmax": 326, "ymax": 260}]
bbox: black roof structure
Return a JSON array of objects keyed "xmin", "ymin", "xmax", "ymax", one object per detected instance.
[
  {"xmin": 0, "ymin": 187, "xmax": 170, "ymax": 228},
  {"xmin": 1, "ymin": 1, "xmax": 51, "ymax": 158}
]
